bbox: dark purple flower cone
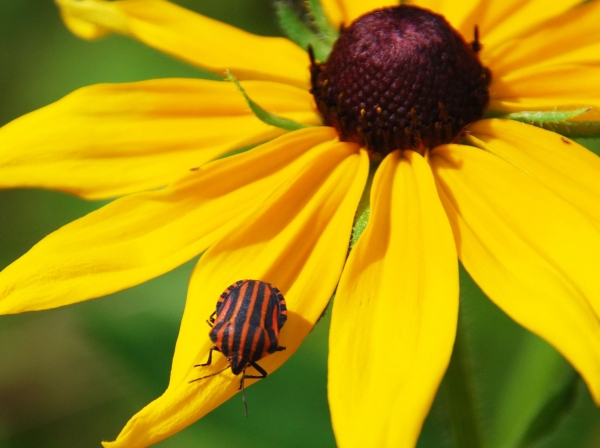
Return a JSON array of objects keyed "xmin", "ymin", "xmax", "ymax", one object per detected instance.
[{"xmin": 311, "ymin": 6, "xmax": 491, "ymax": 154}]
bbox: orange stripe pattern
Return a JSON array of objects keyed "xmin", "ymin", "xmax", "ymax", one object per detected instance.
[{"xmin": 209, "ymin": 280, "xmax": 288, "ymax": 375}]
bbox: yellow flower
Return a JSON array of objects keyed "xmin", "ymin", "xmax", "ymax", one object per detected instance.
[{"xmin": 1, "ymin": 0, "xmax": 600, "ymax": 447}]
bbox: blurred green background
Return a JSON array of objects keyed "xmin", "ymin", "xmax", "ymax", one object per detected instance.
[{"xmin": 1, "ymin": 1, "xmax": 600, "ymax": 447}]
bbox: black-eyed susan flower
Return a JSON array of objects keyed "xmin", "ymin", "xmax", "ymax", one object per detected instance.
[{"xmin": 1, "ymin": 0, "xmax": 600, "ymax": 446}]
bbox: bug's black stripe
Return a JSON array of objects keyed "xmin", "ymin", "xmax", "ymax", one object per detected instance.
[
  {"xmin": 240, "ymin": 323, "xmax": 257, "ymax": 361},
  {"xmin": 215, "ymin": 290, "xmax": 228, "ymax": 315},
  {"xmin": 210, "ymin": 319, "xmax": 224, "ymax": 344},
  {"xmin": 211, "ymin": 287, "xmax": 238, "ymax": 345},
  {"xmin": 276, "ymin": 291, "xmax": 287, "ymax": 329},
  {"xmin": 216, "ymin": 280, "xmax": 242, "ymax": 315},
  {"xmin": 219, "ymin": 322, "xmax": 230, "ymax": 354},
  {"xmin": 248, "ymin": 281, "xmax": 267, "ymax": 327},
  {"xmin": 241, "ymin": 281, "xmax": 256, "ymax": 327},
  {"xmin": 265, "ymin": 327, "xmax": 279, "ymax": 354},
  {"xmin": 231, "ymin": 322, "xmax": 241, "ymax": 355},
  {"xmin": 219, "ymin": 282, "xmax": 244, "ymax": 323},
  {"xmin": 251, "ymin": 329, "xmax": 266, "ymax": 362},
  {"xmin": 204, "ymin": 280, "xmax": 289, "ymax": 379},
  {"xmin": 217, "ymin": 296, "xmax": 233, "ymax": 322},
  {"xmin": 235, "ymin": 280, "xmax": 256, "ymax": 325},
  {"xmin": 263, "ymin": 291, "xmax": 278, "ymax": 332}
]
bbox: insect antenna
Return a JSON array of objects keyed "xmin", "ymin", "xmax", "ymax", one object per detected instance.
[
  {"xmin": 188, "ymin": 365, "xmax": 230, "ymax": 383},
  {"xmin": 241, "ymin": 373, "xmax": 249, "ymax": 418}
]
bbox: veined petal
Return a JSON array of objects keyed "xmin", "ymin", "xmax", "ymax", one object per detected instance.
[
  {"xmin": 455, "ymin": 0, "xmax": 582, "ymax": 52},
  {"xmin": 0, "ymin": 127, "xmax": 337, "ymax": 315},
  {"xmin": 466, "ymin": 119, "xmax": 600, "ymax": 227},
  {"xmin": 409, "ymin": 0, "xmax": 480, "ymax": 34},
  {"xmin": 320, "ymin": 0, "xmax": 345, "ymax": 28},
  {"xmin": 329, "ymin": 151, "xmax": 458, "ymax": 447},
  {"xmin": 489, "ymin": 65, "xmax": 600, "ymax": 115},
  {"xmin": 0, "ymin": 78, "xmax": 319, "ymax": 199},
  {"xmin": 431, "ymin": 143, "xmax": 600, "ymax": 403},
  {"xmin": 103, "ymin": 141, "xmax": 369, "ymax": 448},
  {"xmin": 56, "ymin": 0, "xmax": 310, "ymax": 88},
  {"xmin": 485, "ymin": 1, "xmax": 600, "ymax": 78},
  {"xmin": 321, "ymin": 0, "xmax": 399, "ymax": 27}
]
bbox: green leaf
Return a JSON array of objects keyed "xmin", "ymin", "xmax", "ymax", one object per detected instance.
[
  {"xmin": 486, "ymin": 108, "xmax": 590, "ymax": 123},
  {"xmin": 275, "ymin": 0, "xmax": 334, "ymax": 61},
  {"xmin": 349, "ymin": 163, "xmax": 377, "ymax": 249},
  {"xmin": 486, "ymin": 108, "xmax": 600, "ymax": 138},
  {"xmin": 441, "ymin": 312, "xmax": 484, "ymax": 448},
  {"xmin": 350, "ymin": 205, "xmax": 369, "ymax": 249},
  {"xmin": 488, "ymin": 333, "xmax": 577, "ymax": 448},
  {"xmin": 304, "ymin": 0, "xmax": 339, "ymax": 46},
  {"xmin": 562, "ymin": 120, "xmax": 600, "ymax": 138},
  {"xmin": 574, "ymin": 136, "xmax": 600, "ymax": 157},
  {"xmin": 226, "ymin": 70, "xmax": 310, "ymax": 131},
  {"xmin": 519, "ymin": 372, "xmax": 579, "ymax": 448}
]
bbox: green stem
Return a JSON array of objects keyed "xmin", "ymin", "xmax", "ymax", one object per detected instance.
[{"xmin": 443, "ymin": 314, "xmax": 484, "ymax": 448}]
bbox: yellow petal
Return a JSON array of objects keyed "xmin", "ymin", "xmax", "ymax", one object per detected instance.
[
  {"xmin": 59, "ymin": 8, "xmax": 113, "ymax": 39},
  {"xmin": 485, "ymin": 1, "xmax": 600, "ymax": 79},
  {"xmin": 103, "ymin": 141, "xmax": 369, "ymax": 448},
  {"xmin": 430, "ymin": 142, "xmax": 600, "ymax": 403},
  {"xmin": 466, "ymin": 119, "xmax": 600, "ymax": 227},
  {"xmin": 489, "ymin": 65, "xmax": 600, "ymax": 115},
  {"xmin": 329, "ymin": 151, "xmax": 458, "ymax": 447},
  {"xmin": 408, "ymin": 0, "xmax": 480, "ymax": 34},
  {"xmin": 0, "ymin": 78, "xmax": 319, "ymax": 199},
  {"xmin": 455, "ymin": 0, "xmax": 582, "ymax": 52},
  {"xmin": 320, "ymin": 0, "xmax": 345, "ymax": 28},
  {"xmin": 55, "ymin": 0, "xmax": 310, "ymax": 88},
  {"xmin": 322, "ymin": 0, "xmax": 399, "ymax": 27},
  {"xmin": 0, "ymin": 127, "xmax": 337, "ymax": 315}
]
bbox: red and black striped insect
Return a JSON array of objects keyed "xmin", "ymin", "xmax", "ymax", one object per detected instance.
[{"xmin": 190, "ymin": 280, "xmax": 287, "ymax": 414}]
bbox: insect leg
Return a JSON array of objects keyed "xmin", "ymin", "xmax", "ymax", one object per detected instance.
[
  {"xmin": 189, "ymin": 347, "xmax": 229, "ymax": 384},
  {"xmin": 238, "ymin": 361, "xmax": 268, "ymax": 391},
  {"xmin": 195, "ymin": 346, "xmax": 220, "ymax": 367},
  {"xmin": 276, "ymin": 346, "xmax": 286, "ymax": 351},
  {"xmin": 206, "ymin": 311, "xmax": 216, "ymax": 327},
  {"xmin": 188, "ymin": 365, "xmax": 230, "ymax": 384},
  {"xmin": 243, "ymin": 361, "xmax": 268, "ymax": 380}
]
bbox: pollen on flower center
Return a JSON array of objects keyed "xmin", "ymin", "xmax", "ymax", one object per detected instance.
[{"xmin": 310, "ymin": 5, "xmax": 491, "ymax": 154}]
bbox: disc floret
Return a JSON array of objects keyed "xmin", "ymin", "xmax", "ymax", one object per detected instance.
[{"xmin": 310, "ymin": 6, "xmax": 491, "ymax": 154}]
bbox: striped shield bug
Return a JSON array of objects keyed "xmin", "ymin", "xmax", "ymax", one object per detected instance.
[{"xmin": 190, "ymin": 279, "xmax": 288, "ymax": 415}]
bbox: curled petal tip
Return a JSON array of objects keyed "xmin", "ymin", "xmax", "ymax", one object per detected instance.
[{"xmin": 55, "ymin": 0, "xmax": 129, "ymax": 40}]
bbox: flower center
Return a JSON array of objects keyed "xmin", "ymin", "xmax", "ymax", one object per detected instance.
[{"xmin": 310, "ymin": 5, "xmax": 491, "ymax": 154}]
